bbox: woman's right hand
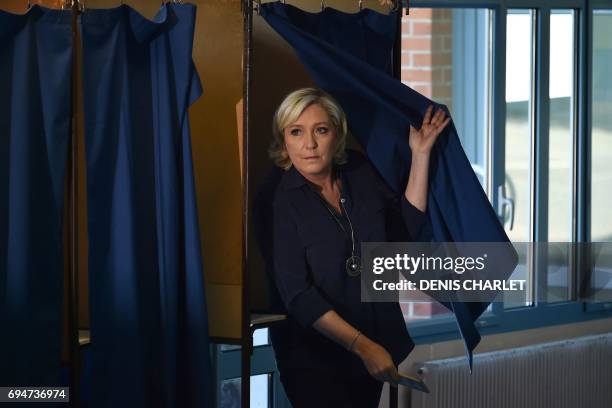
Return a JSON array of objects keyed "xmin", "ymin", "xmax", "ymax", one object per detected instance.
[{"xmin": 351, "ymin": 335, "xmax": 400, "ymax": 386}]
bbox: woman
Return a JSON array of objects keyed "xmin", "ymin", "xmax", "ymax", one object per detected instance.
[{"xmin": 263, "ymin": 87, "xmax": 449, "ymax": 407}]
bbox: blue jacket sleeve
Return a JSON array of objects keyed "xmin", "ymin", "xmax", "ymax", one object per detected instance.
[
  {"xmin": 361, "ymin": 152, "xmax": 434, "ymax": 242},
  {"xmin": 399, "ymin": 194, "xmax": 434, "ymax": 242},
  {"xmin": 271, "ymin": 196, "xmax": 334, "ymax": 328}
]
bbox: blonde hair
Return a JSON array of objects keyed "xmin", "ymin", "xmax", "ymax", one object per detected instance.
[{"xmin": 269, "ymin": 87, "xmax": 348, "ymax": 170}]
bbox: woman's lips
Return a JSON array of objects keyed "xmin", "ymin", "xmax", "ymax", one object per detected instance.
[{"xmin": 304, "ymin": 156, "xmax": 320, "ymax": 160}]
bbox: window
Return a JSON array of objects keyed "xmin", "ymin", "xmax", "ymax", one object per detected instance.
[
  {"xmin": 504, "ymin": 9, "xmax": 535, "ymax": 308},
  {"xmin": 591, "ymin": 10, "xmax": 612, "ymax": 243},
  {"xmin": 547, "ymin": 10, "xmax": 577, "ymax": 303},
  {"xmin": 220, "ymin": 374, "xmax": 271, "ymax": 408},
  {"xmin": 398, "ymin": 1, "xmax": 612, "ymax": 344},
  {"xmin": 588, "ymin": 9, "xmax": 612, "ymax": 306},
  {"xmin": 216, "ymin": 329, "xmax": 278, "ymax": 407}
]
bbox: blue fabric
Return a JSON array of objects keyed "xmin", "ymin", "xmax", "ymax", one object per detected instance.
[
  {"xmin": 260, "ymin": 2, "xmax": 518, "ymax": 370},
  {"xmin": 81, "ymin": 4, "xmax": 213, "ymax": 407},
  {"xmin": 0, "ymin": 6, "xmax": 72, "ymax": 387}
]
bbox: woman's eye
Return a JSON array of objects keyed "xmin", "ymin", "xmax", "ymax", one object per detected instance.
[
  {"xmin": 289, "ymin": 128, "xmax": 301, "ymax": 136},
  {"xmin": 316, "ymin": 127, "xmax": 329, "ymax": 134}
]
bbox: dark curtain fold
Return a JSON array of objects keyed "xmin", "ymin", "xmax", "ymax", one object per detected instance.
[
  {"xmin": 81, "ymin": 4, "xmax": 213, "ymax": 407},
  {"xmin": 0, "ymin": 6, "xmax": 72, "ymax": 387},
  {"xmin": 260, "ymin": 2, "xmax": 518, "ymax": 369}
]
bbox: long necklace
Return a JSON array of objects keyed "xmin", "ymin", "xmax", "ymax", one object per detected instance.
[{"xmin": 316, "ymin": 176, "xmax": 361, "ymax": 277}]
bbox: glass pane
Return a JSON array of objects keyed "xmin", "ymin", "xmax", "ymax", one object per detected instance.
[
  {"xmin": 219, "ymin": 328, "xmax": 269, "ymax": 351},
  {"xmin": 586, "ymin": 243, "xmax": 612, "ymax": 303},
  {"xmin": 504, "ymin": 9, "xmax": 535, "ymax": 308},
  {"xmin": 588, "ymin": 10, "xmax": 612, "ymax": 305},
  {"xmin": 546, "ymin": 10, "xmax": 576, "ymax": 302},
  {"xmin": 219, "ymin": 344, "xmax": 241, "ymax": 352},
  {"xmin": 253, "ymin": 328, "xmax": 269, "ymax": 347},
  {"xmin": 220, "ymin": 374, "xmax": 270, "ymax": 408},
  {"xmin": 591, "ymin": 10, "xmax": 612, "ymax": 242},
  {"xmin": 401, "ymin": 7, "xmax": 492, "ymax": 321}
]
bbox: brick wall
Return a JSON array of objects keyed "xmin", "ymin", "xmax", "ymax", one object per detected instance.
[
  {"xmin": 401, "ymin": 8, "xmax": 453, "ymax": 111},
  {"xmin": 399, "ymin": 290, "xmax": 450, "ymax": 321},
  {"xmin": 400, "ymin": 301, "xmax": 451, "ymax": 320}
]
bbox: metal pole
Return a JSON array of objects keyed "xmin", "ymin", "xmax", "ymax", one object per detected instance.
[
  {"xmin": 241, "ymin": 1, "xmax": 254, "ymax": 407},
  {"xmin": 66, "ymin": 0, "xmax": 81, "ymax": 406},
  {"xmin": 389, "ymin": 7, "xmax": 402, "ymax": 407}
]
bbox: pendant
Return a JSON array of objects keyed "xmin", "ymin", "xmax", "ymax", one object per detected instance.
[{"xmin": 346, "ymin": 255, "xmax": 361, "ymax": 277}]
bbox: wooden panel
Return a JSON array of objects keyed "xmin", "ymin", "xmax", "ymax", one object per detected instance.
[{"xmin": 248, "ymin": 0, "xmax": 392, "ymax": 313}]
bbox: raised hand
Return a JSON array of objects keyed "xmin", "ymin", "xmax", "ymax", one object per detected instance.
[{"xmin": 409, "ymin": 104, "xmax": 451, "ymax": 156}]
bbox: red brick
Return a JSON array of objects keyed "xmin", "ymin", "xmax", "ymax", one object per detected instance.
[
  {"xmin": 432, "ymin": 52, "xmax": 452, "ymax": 65},
  {"xmin": 412, "ymin": 21, "xmax": 433, "ymax": 36},
  {"xmin": 413, "ymin": 53, "xmax": 432, "ymax": 66},
  {"xmin": 407, "ymin": 8, "xmax": 432, "ymax": 19},
  {"xmin": 431, "ymin": 36, "xmax": 445, "ymax": 50},
  {"xmin": 434, "ymin": 8, "xmax": 452, "ymax": 19},
  {"xmin": 401, "ymin": 20, "xmax": 411, "ymax": 35},
  {"xmin": 411, "ymin": 84, "xmax": 432, "ymax": 97},
  {"xmin": 442, "ymin": 67, "xmax": 452, "ymax": 82},
  {"xmin": 404, "ymin": 69, "xmax": 432, "ymax": 81},
  {"xmin": 432, "ymin": 69, "xmax": 444, "ymax": 81},
  {"xmin": 413, "ymin": 302, "xmax": 434, "ymax": 316},
  {"xmin": 412, "ymin": 302, "xmax": 450, "ymax": 317},
  {"xmin": 439, "ymin": 99, "xmax": 453, "ymax": 111},
  {"xmin": 443, "ymin": 36, "xmax": 453, "ymax": 51},
  {"xmin": 432, "ymin": 22, "xmax": 452, "ymax": 34},
  {"xmin": 402, "ymin": 37, "xmax": 431, "ymax": 51},
  {"xmin": 433, "ymin": 85, "xmax": 453, "ymax": 98},
  {"xmin": 401, "ymin": 53, "xmax": 411, "ymax": 65}
]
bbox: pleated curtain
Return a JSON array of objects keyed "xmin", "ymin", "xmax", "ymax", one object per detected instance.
[
  {"xmin": 0, "ymin": 5, "xmax": 73, "ymax": 387},
  {"xmin": 81, "ymin": 4, "xmax": 213, "ymax": 407},
  {"xmin": 0, "ymin": 4, "xmax": 213, "ymax": 407}
]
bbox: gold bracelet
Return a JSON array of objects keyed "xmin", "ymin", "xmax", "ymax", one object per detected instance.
[{"xmin": 348, "ymin": 330, "xmax": 361, "ymax": 351}]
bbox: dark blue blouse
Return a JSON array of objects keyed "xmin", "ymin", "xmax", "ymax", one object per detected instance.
[{"xmin": 254, "ymin": 149, "xmax": 433, "ymax": 374}]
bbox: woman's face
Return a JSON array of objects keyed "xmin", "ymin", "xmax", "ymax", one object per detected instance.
[{"xmin": 283, "ymin": 103, "xmax": 337, "ymax": 178}]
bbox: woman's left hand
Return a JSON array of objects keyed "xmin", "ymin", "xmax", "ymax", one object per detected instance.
[{"xmin": 409, "ymin": 104, "xmax": 451, "ymax": 156}]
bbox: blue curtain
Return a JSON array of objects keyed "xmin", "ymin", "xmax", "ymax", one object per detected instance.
[
  {"xmin": 0, "ymin": 6, "xmax": 72, "ymax": 386},
  {"xmin": 81, "ymin": 4, "xmax": 213, "ymax": 407},
  {"xmin": 260, "ymin": 2, "xmax": 518, "ymax": 369}
]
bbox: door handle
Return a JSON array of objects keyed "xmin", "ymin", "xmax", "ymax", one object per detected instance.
[{"xmin": 497, "ymin": 184, "xmax": 515, "ymax": 230}]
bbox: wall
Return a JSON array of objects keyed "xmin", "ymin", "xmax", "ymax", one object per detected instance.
[{"xmin": 402, "ymin": 8, "xmax": 453, "ymax": 111}]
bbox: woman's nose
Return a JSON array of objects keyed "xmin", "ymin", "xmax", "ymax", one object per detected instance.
[{"xmin": 304, "ymin": 131, "xmax": 317, "ymax": 149}]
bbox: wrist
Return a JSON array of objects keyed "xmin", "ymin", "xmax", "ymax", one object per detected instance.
[
  {"xmin": 347, "ymin": 330, "xmax": 361, "ymax": 352},
  {"xmin": 350, "ymin": 333, "xmax": 372, "ymax": 358},
  {"xmin": 411, "ymin": 151, "xmax": 431, "ymax": 162}
]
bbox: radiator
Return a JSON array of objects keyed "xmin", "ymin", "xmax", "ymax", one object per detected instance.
[{"xmin": 411, "ymin": 333, "xmax": 612, "ymax": 408}]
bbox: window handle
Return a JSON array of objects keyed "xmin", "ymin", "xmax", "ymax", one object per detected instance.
[{"xmin": 497, "ymin": 184, "xmax": 515, "ymax": 230}]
